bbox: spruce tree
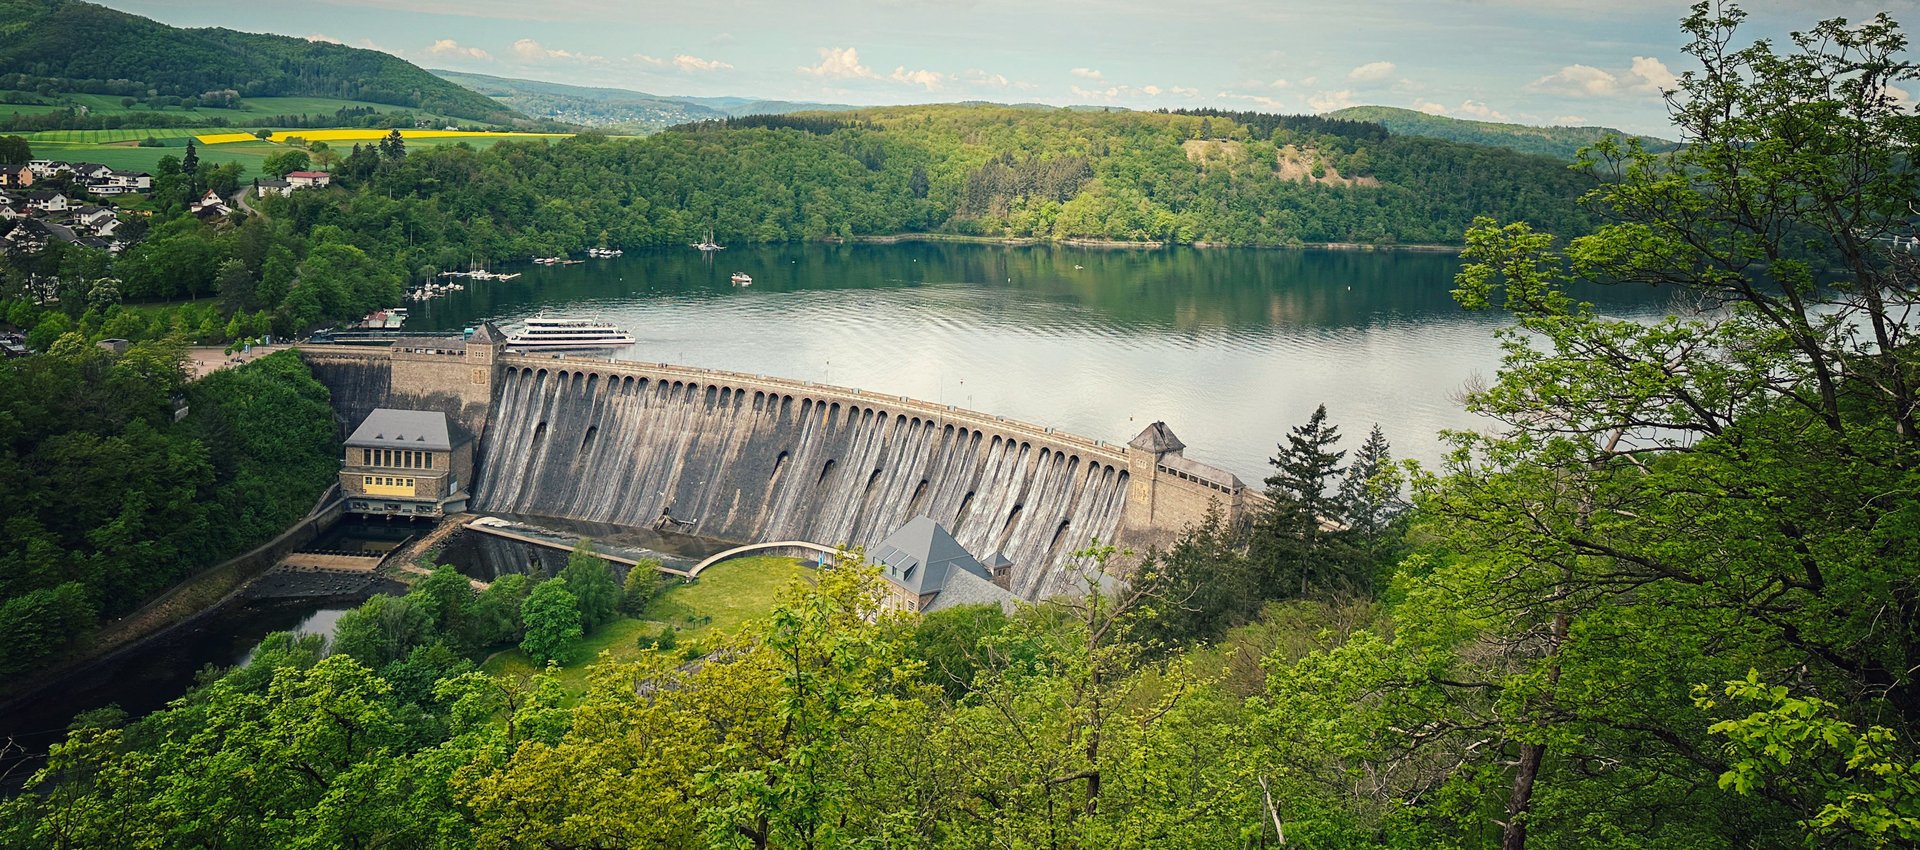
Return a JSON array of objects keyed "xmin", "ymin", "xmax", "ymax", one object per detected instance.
[
  {"xmin": 1252, "ymin": 404, "xmax": 1359, "ymax": 597},
  {"xmin": 1339, "ymin": 423, "xmax": 1402, "ymax": 535}
]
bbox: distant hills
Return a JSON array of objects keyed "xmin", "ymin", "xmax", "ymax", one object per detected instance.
[
  {"xmin": 0, "ymin": 0, "xmax": 517, "ymax": 123},
  {"xmin": 433, "ymin": 70, "xmax": 856, "ymax": 133},
  {"xmin": 1324, "ymin": 105, "xmax": 1675, "ymax": 160}
]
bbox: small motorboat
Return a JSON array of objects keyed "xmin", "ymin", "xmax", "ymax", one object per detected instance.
[{"xmin": 731, "ymin": 272, "xmax": 752, "ymax": 286}]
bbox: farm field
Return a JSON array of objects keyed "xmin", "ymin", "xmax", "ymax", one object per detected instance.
[
  {"xmin": 26, "ymin": 141, "xmax": 273, "ymax": 172},
  {"xmin": 265, "ymin": 128, "xmax": 568, "ymax": 143},
  {"xmin": 23, "ymin": 128, "xmax": 207, "ymax": 144}
]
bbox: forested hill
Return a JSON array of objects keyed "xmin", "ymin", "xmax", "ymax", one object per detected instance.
[
  {"xmin": 1325, "ymin": 105, "xmax": 1677, "ymax": 160},
  {"xmin": 605, "ymin": 105, "xmax": 1594, "ymax": 247},
  {"xmin": 434, "ymin": 70, "xmax": 855, "ymax": 133},
  {"xmin": 0, "ymin": 0, "xmax": 517, "ymax": 122}
]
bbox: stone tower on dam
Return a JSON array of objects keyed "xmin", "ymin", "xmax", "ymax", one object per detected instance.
[{"xmin": 298, "ymin": 329, "xmax": 1256, "ymax": 599}]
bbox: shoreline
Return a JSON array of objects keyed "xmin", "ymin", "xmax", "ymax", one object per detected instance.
[{"xmin": 840, "ymin": 232, "xmax": 1460, "ymax": 253}]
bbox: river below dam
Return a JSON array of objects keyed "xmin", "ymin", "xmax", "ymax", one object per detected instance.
[
  {"xmin": 406, "ymin": 242, "xmax": 1678, "ymax": 474},
  {"xmin": 4, "ymin": 243, "xmax": 1679, "ymax": 776}
]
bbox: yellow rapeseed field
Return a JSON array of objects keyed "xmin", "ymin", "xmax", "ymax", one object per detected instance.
[{"xmin": 195, "ymin": 132, "xmax": 264, "ymax": 145}]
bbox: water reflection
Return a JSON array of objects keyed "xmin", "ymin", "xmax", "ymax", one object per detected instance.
[{"xmin": 409, "ymin": 244, "xmax": 1677, "ymax": 473}]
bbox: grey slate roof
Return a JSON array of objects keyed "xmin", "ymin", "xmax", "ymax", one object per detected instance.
[
  {"xmin": 468, "ymin": 321, "xmax": 506, "ymax": 345},
  {"xmin": 1129, "ymin": 421, "xmax": 1186, "ymax": 455},
  {"xmin": 872, "ymin": 516, "xmax": 993, "ymax": 598},
  {"xmin": 924, "ymin": 566, "xmax": 1018, "ymax": 613},
  {"xmin": 346, "ymin": 408, "xmax": 454, "ymax": 451}
]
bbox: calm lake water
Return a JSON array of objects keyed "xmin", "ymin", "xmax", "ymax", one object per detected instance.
[{"xmin": 410, "ymin": 243, "xmax": 1678, "ymax": 475}]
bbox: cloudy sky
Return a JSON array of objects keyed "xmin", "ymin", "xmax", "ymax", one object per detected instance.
[{"xmin": 110, "ymin": 0, "xmax": 1914, "ymax": 135}]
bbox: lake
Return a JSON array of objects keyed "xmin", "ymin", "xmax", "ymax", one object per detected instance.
[{"xmin": 408, "ymin": 242, "xmax": 1678, "ymax": 475}]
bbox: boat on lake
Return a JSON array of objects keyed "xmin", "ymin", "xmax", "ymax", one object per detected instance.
[
  {"xmin": 731, "ymin": 272, "xmax": 752, "ymax": 286},
  {"xmin": 588, "ymin": 247, "xmax": 623, "ymax": 258},
  {"xmin": 505, "ymin": 316, "xmax": 637, "ymax": 350},
  {"xmin": 693, "ymin": 228, "xmax": 725, "ymax": 252}
]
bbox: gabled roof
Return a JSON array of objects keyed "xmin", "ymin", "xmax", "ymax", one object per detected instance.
[
  {"xmin": 286, "ymin": 170, "xmax": 331, "ymax": 179},
  {"xmin": 346, "ymin": 408, "xmax": 454, "ymax": 451},
  {"xmin": 871, "ymin": 516, "xmax": 996, "ymax": 598},
  {"xmin": 1129, "ymin": 421, "xmax": 1186, "ymax": 455}
]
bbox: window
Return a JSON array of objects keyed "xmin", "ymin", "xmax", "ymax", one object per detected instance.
[{"xmin": 363, "ymin": 475, "xmax": 373, "ymax": 485}]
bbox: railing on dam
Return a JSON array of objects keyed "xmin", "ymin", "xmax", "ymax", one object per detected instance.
[{"xmin": 498, "ymin": 353, "xmax": 1132, "ymax": 467}]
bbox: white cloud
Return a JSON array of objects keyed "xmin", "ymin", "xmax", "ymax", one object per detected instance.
[
  {"xmin": 962, "ymin": 69, "xmax": 1012, "ymax": 88},
  {"xmin": 1073, "ymin": 82, "xmax": 1199, "ymax": 101},
  {"xmin": 1529, "ymin": 56, "xmax": 1674, "ymax": 98},
  {"xmin": 512, "ymin": 38, "xmax": 600, "ymax": 62},
  {"xmin": 890, "ymin": 66, "xmax": 945, "ymax": 90},
  {"xmin": 633, "ymin": 53, "xmax": 665, "ymax": 66},
  {"xmin": 800, "ymin": 46, "xmax": 873, "ymax": 79},
  {"xmin": 1413, "ymin": 99, "xmax": 1447, "ymax": 115},
  {"xmin": 1308, "ymin": 89, "xmax": 1357, "ymax": 111},
  {"xmin": 1270, "ymin": 78, "xmax": 1291, "ymax": 89},
  {"xmin": 673, "ymin": 53, "xmax": 733, "ymax": 72},
  {"xmin": 426, "ymin": 38, "xmax": 491, "ymax": 60},
  {"xmin": 1348, "ymin": 61, "xmax": 1396, "ymax": 82},
  {"xmin": 1629, "ymin": 56, "xmax": 1676, "ymax": 92},
  {"xmin": 305, "ymin": 33, "xmax": 343, "ymax": 44},
  {"xmin": 1219, "ymin": 91, "xmax": 1288, "ymax": 110},
  {"xmin": 1071, "ymin": 67, "xmax": 1103, "ymax": 80},
  {"xmin": 1454, "ymin": 99, "xmax": 1508, "ymax": 121},
  {"xmin": 1552, "ymin": 114, "xmax": 1588, "ymax": 125}
]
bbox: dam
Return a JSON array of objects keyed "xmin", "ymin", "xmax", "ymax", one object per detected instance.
[{"xmin": 299, "ymin": 326, "xmax": 1257, "ymax": 600}]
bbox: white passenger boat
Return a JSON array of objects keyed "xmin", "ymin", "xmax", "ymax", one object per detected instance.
[
  {"xmin": 505, "ymin": 316, "xmax": 637, "ymax": 349},
  {"xmin": 731, "ymin": 272, "xmax": 752, "ymax": 286}
]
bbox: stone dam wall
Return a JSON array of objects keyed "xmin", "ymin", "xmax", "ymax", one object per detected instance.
[{"xmin": 298, "ymin": 344, "xmax": 1252, "ymax": 601}]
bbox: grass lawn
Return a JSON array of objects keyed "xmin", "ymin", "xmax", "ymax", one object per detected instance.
[{"xmin": 480, "ymin": 555, "xmax": 810, "ymax": 689}]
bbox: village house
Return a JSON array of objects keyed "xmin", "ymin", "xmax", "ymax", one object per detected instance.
[
  {"xmin": 23, "ymin": 191, "xmax": 68, "ymax": 214},
  {"xmin": 1, "ymin": 220, "xmax": 51, "ymax": 254},
  {"xmin": 285, "ymin": 170, "xmax": 331, "ymax": 189},
  {"xmin": 0, "ymin": 165, "xmax": 30, "ymax": 188},
  {"xmin": 340, "ymin": 408, "xmax": 474, "ymax": 518},
  {"xmin": 189, "ymin": 189, "xmax": 231, "ymax": 217},
  {"xmin": 255, "ymin": 178, "xmax": 293, "ymax": 197},
  {"xmin": 26, "ymin": 160, "xmax": 68, "ymax": 179},
  {"xmin": 70, "ymin": 205, "xmax": 114, "ymax": 229}
]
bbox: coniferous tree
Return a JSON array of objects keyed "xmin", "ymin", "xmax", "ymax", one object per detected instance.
[
  {"xmin": 1252, "ymin": 404, "xmax": 1362, "ymax": 597},
  {"xmin": 1338, "ymin": 423, "xmax": 1403, "ymax": 536}
]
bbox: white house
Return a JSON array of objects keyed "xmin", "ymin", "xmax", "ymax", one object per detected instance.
[
  {"xmin": 189, "ymin": 189, "xmax": 232, "ymax": 217},
  {"xmin": 285, "ymin": 171, "xmax": 332, "ymax": 189},
  {"xmin": 24, "ymin": 192, "xmax": 68, "ymax": 213},
  {"xmin": 256, "ymin": 178, "xmax": 293, "ymax": 197}
]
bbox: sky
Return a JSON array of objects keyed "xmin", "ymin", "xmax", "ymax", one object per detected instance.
[{"xmin": 107, "ymin": 0, "xmax": 1918, "ymax": 135}]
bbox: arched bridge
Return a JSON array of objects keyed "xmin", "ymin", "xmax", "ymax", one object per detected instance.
[{"xmin": 691, "ymin": 541, "xmax": 840, "ymax": 576}]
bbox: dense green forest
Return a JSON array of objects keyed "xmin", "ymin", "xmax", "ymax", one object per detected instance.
[
  {"xmin": 0, "ymin": 348, "xmax": 337, "ymax": 679},
  {"xmin": 1, "ymin": 100, "xmax": 1598, "ymax": 347},
  {"xmin": 2, "ymin": 7, "xmax": 1917, "ymax": 848},
  {"xmin": 0, "ymin": 0, "xmax": 516, "ymax": 122},
  {"xmin": 1324, "ymin": 105, "xmax": 1678, "ymax": 159}
]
